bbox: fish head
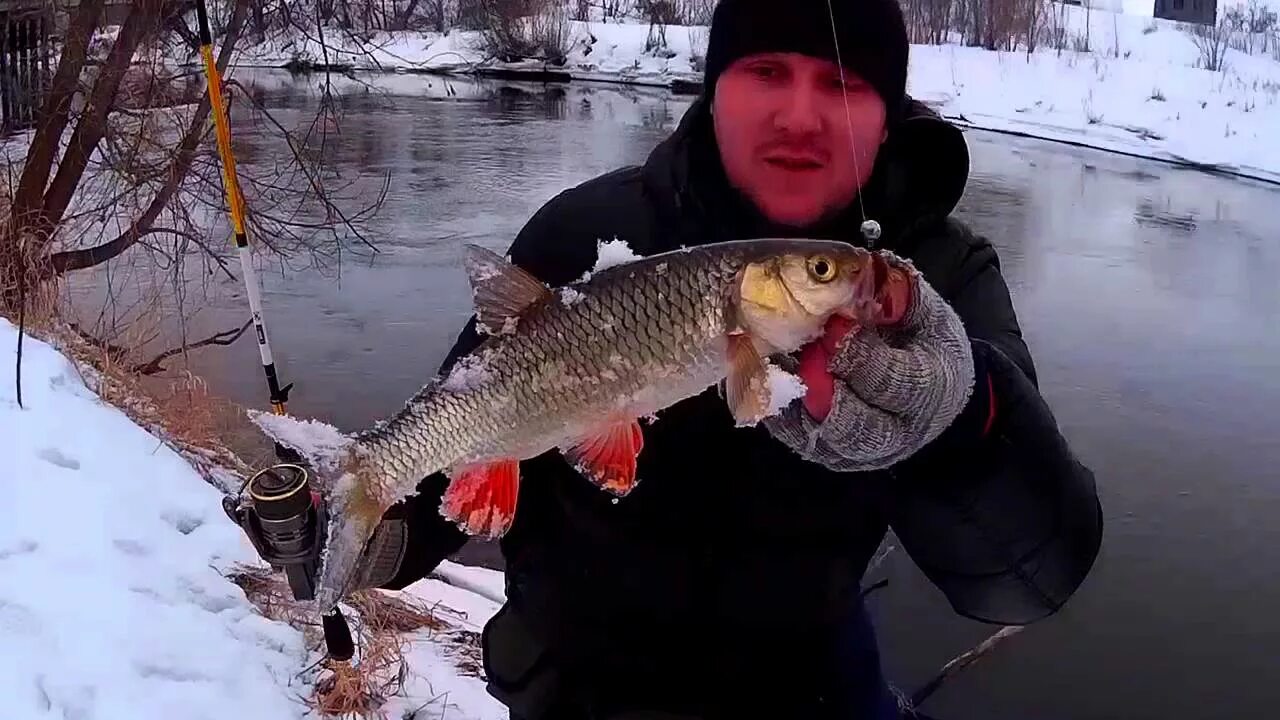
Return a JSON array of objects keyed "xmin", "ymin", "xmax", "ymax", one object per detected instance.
[{"xmin": 734, "ymin": 240, "xmax": 883, "ymax": 353}]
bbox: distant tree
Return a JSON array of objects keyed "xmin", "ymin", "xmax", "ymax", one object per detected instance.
[{"xmin": 2, "ymin": 0, "xmax": 384, "ymax": 318}]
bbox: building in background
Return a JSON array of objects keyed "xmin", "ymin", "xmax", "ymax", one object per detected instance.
[{"xmin": 1154, "ymin": 0, "xmax": 1218, "ymax": 25}]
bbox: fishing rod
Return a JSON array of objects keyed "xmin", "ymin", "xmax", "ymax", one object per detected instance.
[
  {"xmin": 194, "ymin": 0, "xmax": 354, "ymax": 664},
  {"xmin": 194, "ymin": 0, "xmax": 290, "ymax": 417}
]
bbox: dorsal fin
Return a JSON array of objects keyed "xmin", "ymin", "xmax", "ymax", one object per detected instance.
[{"xmin": 463, "ymin": 244, "xmax": 554, "ymax": 335}]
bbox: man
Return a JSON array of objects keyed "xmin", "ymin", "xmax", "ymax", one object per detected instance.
[{"xmin": 243, "ymin": 0, "xmax": 1103, "ymax": 717}]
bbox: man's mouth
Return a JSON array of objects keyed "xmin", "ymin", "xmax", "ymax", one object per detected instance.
[{"xmin": 762, "ymin": 154, "xmax": 824, "ymax": 171}]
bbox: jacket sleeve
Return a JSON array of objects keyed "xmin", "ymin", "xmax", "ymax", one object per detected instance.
[
  {"xmin": 379, "ymin": 196, "xmax": 573, "ymax": 590},
  {"xmin": 884, "ymin": 248, "xmax": 1103, "ymax": 625}
]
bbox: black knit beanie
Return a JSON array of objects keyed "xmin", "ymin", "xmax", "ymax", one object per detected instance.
[{"xmin": 703, "ymin": 0, "xmax": 910, "ymax": 123}]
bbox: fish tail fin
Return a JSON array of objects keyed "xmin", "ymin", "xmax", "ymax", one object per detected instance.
[{"xmin": 314, "ymin": 471, "xmax": 385, "ymax": 611}]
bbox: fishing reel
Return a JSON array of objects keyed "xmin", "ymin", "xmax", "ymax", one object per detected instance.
[
  {"xmin": 224, "ymin": 463, "xmax": 355, "ymax": 661},
  {"xmin": 223, "ymin": 463, "xmax": 327, "ymax": 601}
]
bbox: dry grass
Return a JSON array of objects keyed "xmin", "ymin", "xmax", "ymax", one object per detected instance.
[
  {"xmin": 228, "ymin": 563, "xmax": 484, "ymax": 719},
  {"xmin": 36, "ymin": 317, "xmax": 267, "ymax": 491}
]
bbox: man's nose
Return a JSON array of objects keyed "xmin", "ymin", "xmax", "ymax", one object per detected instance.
[{"xmin": 772, "ymin": 82, "xmax": 823, "ymax": 135}]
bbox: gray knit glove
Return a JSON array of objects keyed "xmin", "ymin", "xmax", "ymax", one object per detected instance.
[
  {"xmin": 762, "ymin": 257, "xmax": 976, "ymax": 472},
  {"xmin": 347, "ymin": 516, "xmax": 409, "ymax": 591}
]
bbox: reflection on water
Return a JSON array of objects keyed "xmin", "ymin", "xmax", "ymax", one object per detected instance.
[{"xmin": 64, "ymin": 71, "xmax": 1280, "ymax": 720}]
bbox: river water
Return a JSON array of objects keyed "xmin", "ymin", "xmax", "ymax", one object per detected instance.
[{"xmin": 67, "ymin": 70, "xmax": 1280, "ymax": 718}]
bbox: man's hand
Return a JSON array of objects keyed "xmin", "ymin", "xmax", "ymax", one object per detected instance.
[{"xmin": 763, "ymin": 254, "xmax": 978, "ymax": 472}]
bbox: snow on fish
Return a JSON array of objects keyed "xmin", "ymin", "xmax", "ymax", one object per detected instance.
[{"xmin": 249, "ymin": 237, "xmax": 907, "ymax": 613}]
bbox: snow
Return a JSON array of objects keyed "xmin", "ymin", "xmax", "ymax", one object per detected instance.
[
  {"xmin": 433, "ymin": 560, "xmax": 508, "ymax": 605},
  {"xmin": 906, "ymin": 4, "xmax": 1280, "ymax": 182},
  {"xmin": 0, "ymin": 319, "xmax": 309, "ymax": 720},
  {"xmin": 0, "ymin": 318, "xmax": 511, "ymax": 720},
  {"xmin": 559, "ymin": 287, "xmax": 585, "ymax": 305},
  {"xmin": 765, "ymin": 363, "xmax": 808, "ymax": 416},
  {"xmin": 592, "ymin": 237, "xmax": 641, "ymax": 272},
  {"xmin": 442, "ymin": 351, "xmax": 494, "ymax": 392},
  {"xmin": 246, "ymin": 409, "xmax": 354, "ymax": 473},
  {"xmin": 376, "ymin": 571, "xmax": 507, "ymax": 720}
]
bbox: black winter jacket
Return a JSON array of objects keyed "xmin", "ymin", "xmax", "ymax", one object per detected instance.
[{"xmin": 379, "ymin": 96, "xmax": 1104, "ymax": 718}]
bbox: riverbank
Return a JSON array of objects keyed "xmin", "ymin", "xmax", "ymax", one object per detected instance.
[
  {"xmin": 186, "ymin": 5, "xmax": 1280, "ymax": 184},
  {"xmin": 0, "ymin": 317, "xmax": 508, "ymax": 720}
]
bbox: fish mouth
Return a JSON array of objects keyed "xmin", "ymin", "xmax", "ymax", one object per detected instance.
[{"xmin": 836, "ymin": 252, "xmax": 892, "ymax": 324}]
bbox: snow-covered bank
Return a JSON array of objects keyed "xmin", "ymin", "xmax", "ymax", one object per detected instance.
[
  {"xmin": 1, "ymin": 320, "xmax": 308, "ymax": 719},
  {"xmin": 0, "ymin": 319, "xmax": 507, "ymax": 719},
  {"xmin": 195, "ymin": 7, "xmax": 1280, "ymax": 183},
  {"xmin": 906, "ymin": 8, "xmax": 1280, "ymax": 184}
]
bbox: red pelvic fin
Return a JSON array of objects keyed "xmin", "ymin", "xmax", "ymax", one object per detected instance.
[
  {"xmin": 562, "ymin": 419, "xmax": 645, "ymax": 497},
  {"xmin": 441, "ymin": 459, "xmax": 521, "ymax": 538}
]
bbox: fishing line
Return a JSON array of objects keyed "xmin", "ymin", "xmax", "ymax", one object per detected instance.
[{"xmin": 824, "ymin": 0, "xmax": 881, "ymax": 246}]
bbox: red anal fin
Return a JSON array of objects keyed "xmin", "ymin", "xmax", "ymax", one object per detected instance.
[
  {"xmin": 562, "ymin": 420, "xmax": 645, "ymax": 497},
  {"xmin": 441, "ymin": 459, "xmax": 520, "ymax": 538}
]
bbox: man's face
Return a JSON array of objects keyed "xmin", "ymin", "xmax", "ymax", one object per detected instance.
[{"xmin": 711, "ymin": 52, "xmax": 887, "ymax": 229}]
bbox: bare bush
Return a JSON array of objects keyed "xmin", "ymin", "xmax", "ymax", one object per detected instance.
[
  {"xmin": 574, "ymin": 0, "xmax": 592, "ymax": 21},
  {"xmin": 531, "ymin": 1, "xmax": 572, "ymax": 60},
  {"xmin": 687, "ymin": 25, "xmax": 709, "ymax": 70},
  {"xmin": 421, "ymin": 0, "xmax": 449, "ymax": 31},
  {"xmin": 1071, "ymin": 29, "xmax": 1091, "ymax": 53},
  {"xmin": 986, "ymin": 0, "xmax": 1019, "ymax": 50},
  {"xmin": 1041, "ymin": 0, "xmax": 1070, "ymax": 53},
  {"xmin": 601, "ymin": 0, "xmax": 636, "ymax": 21},
  {"xmin": 1186, "ymin": 14, "xmax": 1237, "ymax": 71},
  {"xmin": 476, "ymin": 0, "xmax": 572, "ymax": 63},
  {"xmin": 675, "ymin": 0, "xmax": 714, "ymax": 25},
  {"xmin": 1228, "ymin": 0, "xmax": 1278, "ymax": 53},
  {"xmin": 903, "ymin": 0, "xmax": 956, "ymax": 44},
  {"xmin": 639, "ymin": 0, "xmax": 679, "ymax": 55},
  {"xmin": 1023, "ymin": 0, "xmax": 1047, "ymax": 54},
  {"xmin": 245, "ymin": 0, "xmax": 439, "ymax": 34},
  {"xmin": 945, "ymin": 0, "xmax": 1051, "ymax": 51}
]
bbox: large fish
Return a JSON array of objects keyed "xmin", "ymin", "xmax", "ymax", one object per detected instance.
[{"xmin": 252, "ymin": 238, "xmax": 907, "ymax": 612}]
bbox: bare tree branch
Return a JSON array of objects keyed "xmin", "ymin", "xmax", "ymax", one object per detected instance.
[
  {"xmin": 133, "ymin": 318, "xmax": 254, "ymax": 375},
  {"xmin": 226, "ymin": 77, "xmax": 383, "ymax": 254},
  {"xmin": 10, "ymin": 0, "xmax": 106, "ymax": 230},
  {"xmin": 48, "ymin": 0, "xmax": 250, "ymax": 276},
  {"xmin": 41, "ymin": 0, "xmax": 168, "ymax": 232}
]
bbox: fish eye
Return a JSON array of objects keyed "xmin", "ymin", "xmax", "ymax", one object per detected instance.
[{"xmin": 808, "ymin": 255, "xmax": 837, "ymax": 283}]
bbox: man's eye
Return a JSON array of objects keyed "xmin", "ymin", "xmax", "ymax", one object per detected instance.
[
  {"xmin": 827, "ymin": 73, "xmax": 868, "ymax": 93},
  {"xmin": 748, "ymin": 63, "xmax": 782, "ymax": 79}
]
